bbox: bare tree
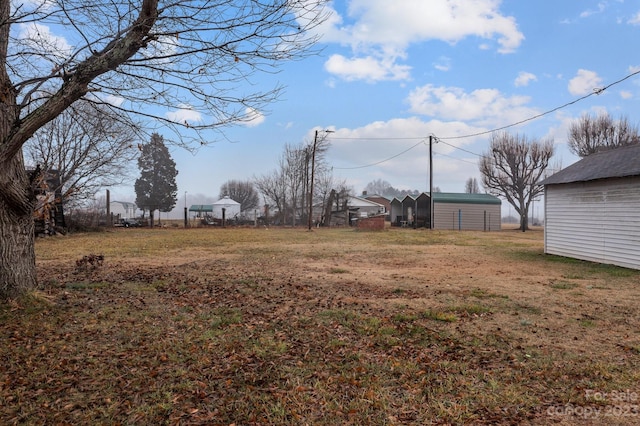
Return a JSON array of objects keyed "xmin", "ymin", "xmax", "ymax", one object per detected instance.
[
  {"xmin": 363, "ymin": 179, "xmax": 421, "ymax": 198},
  {"xmin": 0, "ymin": 0, "xmax": 329, "ymax": 298},
  {"xmin": 314, "ymin": 169, "xmax": 347, "ymax": 226},
  {"xmin": 479, "ymin": 132, "xmax": 554, "ymax": 232},
  {"xmin": 254, "ymin": 168, "xmax": 288, "ymax": 225},
  {"xmin": 464, "ymin": 177, "xmax": 480, "ymax": 194},
  {"xmin": 568, "ymin": 113, "xmax": 640, "ymax": 157},
  {"xmin": 24, "ymin": 100, "xmax": 138, "ymax": 208},
  {"xmin": 255, "ymin": 135, "xmax": 334, "ymax": 227},
  {"xmin": 282, "ymin": 143, "xmax": 308, "ymax": 226},
  {"xmin": 219, "ymin": 180, "xmax": 259, "ymax": 212}
]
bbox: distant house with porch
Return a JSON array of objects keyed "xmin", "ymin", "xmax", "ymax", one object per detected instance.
[{"xmin": 540, "ymin": 144, "xmax": 640, "ymax": 270}]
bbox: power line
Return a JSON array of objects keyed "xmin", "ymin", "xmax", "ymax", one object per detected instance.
[
  {"xmin": 438, "ymin": 69, "xmax": 640, "ymax": 141},
  {"xmin": 432, "ymin": 148, "xmax": 479, "ymax": 165},
  {"xmin": 329, "ymin": 68, "xmax": 640, "ymax": 167},
  {"xmin": 332, "ymin": 139, "xmax": 426, "ymax": 169},
  {"xmin": 436, "ymin": 138, "xmax": 483, "ymax": 157}
]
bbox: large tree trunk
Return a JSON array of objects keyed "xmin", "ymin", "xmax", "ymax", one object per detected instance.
[
  {"xmin": 0, "ymin": 157, "xmax": 37, "ymax": 299},
  {"xmin": 1, "ymin": 7, "xmax": 37, "ymax": 298}
]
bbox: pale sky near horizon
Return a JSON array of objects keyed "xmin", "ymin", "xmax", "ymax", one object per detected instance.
[{"xmin": 70, "ymin": 1, "xmax": 640, "ymax": 216}]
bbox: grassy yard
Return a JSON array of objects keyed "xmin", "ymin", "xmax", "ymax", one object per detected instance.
[{"xmin": 2, "ymin": 226, "xmax": 640, "ymax": 425}]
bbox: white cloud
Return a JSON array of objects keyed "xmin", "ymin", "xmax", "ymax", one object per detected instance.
[
  {"xmin": 433, "ymin": 56, "xmax": 452, "ymax": 72},
  {"xmin": 568, "ymin": 69, "xmax": 602, "ymax": 96},
  {"xmin": 629, "ymin": 12, "xmax": 640, "ymax": 25},
  {"xmin": 324, "ymin": 54, "xmax": 411, "ymax": 82},
  {"xmin": 514, "ymin": 71, "xmax": 537, "ymax": 87},
  {"xmin": 406, "ymin": 84, "xmax": 538, "ymax": 127},
  {"xmin": 579, "ymin": 2, "xmax": 607, "ymax": 18},
  {"xmin": 143, "ymin": 35, "xmax": 180, "ymax": 63},
  {"xmin": 243, "ymin": 107, "xmax": 265, "ymax": 127},
  {"xmin": 328, "ymin": 0, "xmax": 523, "ymax": 52},
  {"xmin": 278, "ymin": 121, "xmax": 294, "ymax": 130},
  {"xmin": 620, "ymin": 91, "xmax": 633, "ymax": 99},
  {"xmin": 326, "ymin": 117, "xmax": 487, "ymax": 192},
  {"xmin": 103, "ymin": 94, "xmax": 125, "ymax": 107},
  {"xmin": 166, "ymin": 104, "xmax": 202, "ymax": 124},
  {"xmin": 18, "ymin": 23, "xmax": 72, "ymax": 61},
  {"xmin": 322, "ymin": 0, "xmax": 523, "ymax": 82}
]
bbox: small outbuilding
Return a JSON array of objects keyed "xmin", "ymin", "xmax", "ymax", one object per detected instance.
[
  {"xmin": 390, "ymin": 192, "xmax": 501, "ymax": 230},
  {"xmin": 432, "ymin": 193, "xmax": 501, "ymax": 231},
  {"xmin": 540, "ymin": 144, "xmax": 640, "ymax": 270},
  {"xmin": 211, "ymin": 196, "xmax": 241, "ymax": 220}
]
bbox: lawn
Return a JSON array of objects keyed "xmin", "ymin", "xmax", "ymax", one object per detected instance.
[{"xmin": 2, "ymin": 226, "xmax": 640, "ymax": 425}]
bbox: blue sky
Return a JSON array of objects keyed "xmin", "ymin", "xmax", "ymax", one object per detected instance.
[{"xmin": 106, "ymin": 1, "xmax": 640, "ymax": 212}]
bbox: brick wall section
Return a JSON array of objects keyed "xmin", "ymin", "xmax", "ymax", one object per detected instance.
[{"xmin": 357, "ymin": 215, "xmax": 385, "ymax": 231}]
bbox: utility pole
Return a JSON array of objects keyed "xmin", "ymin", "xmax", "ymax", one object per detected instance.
[
  {"xmin": 429, "ymin": 135, "xmax": 434, "ymax": 229},
  {"xmin": 184, "ymin": 191, "xmax": 188, "ymax": 228},
  {"xmin": 308, "ymin": 130, "xmax": 319, "ymax": 231},
  {"xmin": 308, "ymin": 129, "xmax": 333, "ymax": 231}
]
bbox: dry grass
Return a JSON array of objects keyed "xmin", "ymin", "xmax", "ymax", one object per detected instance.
[{"xmin": 1, "ymin": 226, "xmax": 640, "ymax": 425}]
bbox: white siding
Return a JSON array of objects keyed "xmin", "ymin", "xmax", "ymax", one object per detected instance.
[
  {"xmin": 544, "ymin": 177, "xmax": 640, "ymax": 269},
  {"xmin": 110, "ymin": 201, "xmax": 137, "ymax": 218},
  {"xmin": 433, "ymin": 202, "xmax": 501, "ymax": 231}
]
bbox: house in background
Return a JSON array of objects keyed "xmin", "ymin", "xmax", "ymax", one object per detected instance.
[
  {"xmin": 318, "ymin": 195, "xmax": 386, "ymax": 227},
  {"xmin": 347, "ymin": 195, "xmax": 386, "ymax": 217},
  {"xmin": 110, "ymin": 201, "xmax": 138, "ymax": 219},
  {"xmin": 361, "ymin": 192, "xmax": 391, "ymax": 220},
  {"xmin": 540, "ymin": 144, "xmax": 640, "ymax": 270}
]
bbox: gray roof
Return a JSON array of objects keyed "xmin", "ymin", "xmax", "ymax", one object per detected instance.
[{"xmin": 540, "ymin": 143, "xmax": 640, "ymax": 185}]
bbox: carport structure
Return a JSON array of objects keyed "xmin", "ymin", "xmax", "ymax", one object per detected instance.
[{"xmin": 390, "ymin": 193, "xmax": 430, "ymax": 227}]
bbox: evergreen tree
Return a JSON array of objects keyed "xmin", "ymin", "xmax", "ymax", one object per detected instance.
[{"xmin": 135, "ymin": 134, "xmax": 178, "ymax": 227}]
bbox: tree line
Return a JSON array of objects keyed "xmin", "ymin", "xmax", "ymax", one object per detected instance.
[{"xmin": 28, "ymin": 110, "xmax": 640, "ymax": 234}]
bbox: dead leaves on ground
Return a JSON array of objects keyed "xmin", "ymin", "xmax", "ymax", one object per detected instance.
[{"xmin": 1, "ymin": 249, "xmax": 639, "ymax": 425}]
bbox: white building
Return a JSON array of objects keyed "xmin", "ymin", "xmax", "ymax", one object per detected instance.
[
  {"xmin": 211, "ymin": 196, "xmax": 241, "ymax": 219},
  {"xmin": 110, "ymin": 201, "xmax": 138, "ymax": 219},
  {"xmin": 541, "ymin": 144, "xmax": 640, "ymax": 270}
]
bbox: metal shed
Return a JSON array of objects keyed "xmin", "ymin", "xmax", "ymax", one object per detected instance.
[
  {"xmin": 432, "ymin": 193, "xmax": 501, "ymax": 231},
  {"xmin": 540, "ymin": 144, "xmax": 640, "ymax": 270},
  {"xmin": 390, "ymin": 197, "xmax": 404, "ymax": 226},
  {"xmin": 390, "ymin": 192, "xmax": 500, "ymax": 230}
]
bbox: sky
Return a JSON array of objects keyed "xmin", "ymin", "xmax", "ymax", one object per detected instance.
[{"xmin": 103, "ymin": 1, "xmax": 640, "ymax": 216}]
